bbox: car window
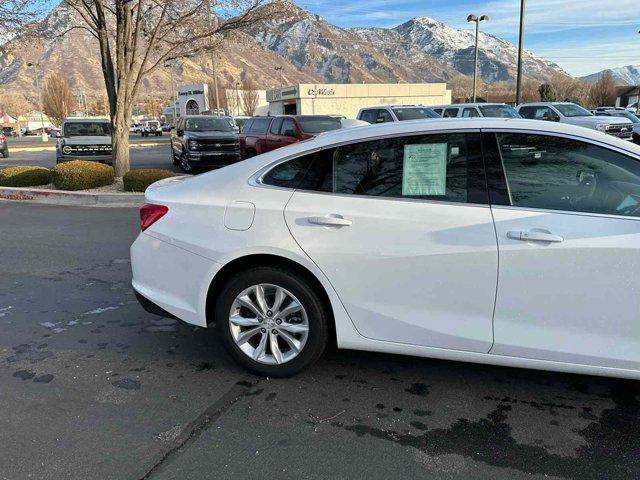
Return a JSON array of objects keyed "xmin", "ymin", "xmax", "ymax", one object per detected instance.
[
  {"xmin": 185, "ymin": 117, "xmax": 232, "ymax": 132},
  {"xmin": 246, "ymin": 118, "xmax": 271, "ymax": 134},
  {"xmin": 496, "ymin": 133, "xmax": 640, "ymax": 217},
  {"xmin": 359, "ymin": 110, "xmax": 378, "ymax": 124},
  {"xmin": 478, "ymin": 105, "xmax": 520, "ymax": 118},
  {"xmin": 392, "ymin": 107, "xmax": 439, "ymax": 120},
  {"xmin": 443, "ymin": 108, "xmax": 459, "ymax": 118},
  {"xmin": 462, "ymin": 108, "xmax": 480, "ymax": 118},
  {"xmin": 296, "ymin": 116, "xmax": 342, "ymax": 133},
  {"xmin": 64, "ymin": 122, "xmax": 111, "ymax": 137},
  {"xmin": 553, "ymin": 104, "xmax": 592, "ymax": 117},
  {"xmin": 270, "ymin": 118, "xmax": 283, "ymax": 135},
  {"xmin": 520, "ymin": 106, "xmax": 558, "ymax": 121},
  {"xmin": 433, "ymin": 108, "xmax": 443, "ymax": 116},
  {"xmin": 377, "ymin": 110, "xmax": 394, "ymax": 123},
  {"xmin": 281, "ymin": 118, "xmax": 296, "ymax": 135},
  {"xmin": 261, "ymin": 154, "xmax": 315, "ymax": 189},
  {"xmin": 297, "ymin": 133, "xmax": 486, "ymax": 204}
]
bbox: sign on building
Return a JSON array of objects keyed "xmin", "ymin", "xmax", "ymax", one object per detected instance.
[{"xmin": 177, "ymin": 83, "xmax": 209, "ymax": 116}]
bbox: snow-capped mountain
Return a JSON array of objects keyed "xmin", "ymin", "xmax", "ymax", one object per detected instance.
[
  {"xmin": 248, "ymin": 6, "xmax": 567, "ymax": 84},
  {"xmin": 581, "ymin": 65, "xmax": 640, "ymax": 85}
]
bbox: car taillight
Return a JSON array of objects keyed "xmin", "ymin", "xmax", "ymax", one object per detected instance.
[{"xmin": 140, "ymin": 203, "xmax": 168, "ymax": 231}]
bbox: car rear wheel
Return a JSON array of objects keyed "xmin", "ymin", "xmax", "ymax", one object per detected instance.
[
  {"xmin": 244, "ymin": 149, "xmax": 256, "ymax": 159},
  {"xmin": 1, "ymin": 148, "xmax": 8, "ymax": 158},
  {"xmin": 215, "ymin": 267, "xmax": 329, "ymax": 377}
]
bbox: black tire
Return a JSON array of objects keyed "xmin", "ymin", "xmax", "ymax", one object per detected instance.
[
  {"xmin": 1, "ymin": 148, "xmax": 7, "ymax": 158},
  {"xmin": 244, "ymin": 149, "xmax": 256, "ymax": 159},
  {"xmin": 179, "ymin": 153, "xmax": 194, "ymax": 174},
  {"xmin": 215, "ymin": 266, "xmax": 329, "ymax": 377}
]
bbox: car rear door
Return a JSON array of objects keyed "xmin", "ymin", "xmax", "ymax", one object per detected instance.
[
  {"xmin": 484, "ymin": 131, "xmax": 640, "ymax": 370},
  {"xmin": 284, "ymin": 130, "xmax": 498, "ymax": 352},
  {"xmin": 265, "ymin": 118, "xmax": 284, "ymax": 151}
]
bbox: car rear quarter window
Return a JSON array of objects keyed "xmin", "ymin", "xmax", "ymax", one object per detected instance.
[{"xmin": 496, "ymin": 132, "xmax": 640, "ymax": 217}]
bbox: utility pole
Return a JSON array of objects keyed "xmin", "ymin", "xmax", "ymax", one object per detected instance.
[
  {"xmin": 467, "ymin": 14, "xmax": 488, "ymax": 103},
  {"xmin": 275, "ymin": 66, "xmax": 284, "ymax": 87},
  {"xmin": 27, "ymin": 61, "xmax": 47, "ymax": 142},
  {"xmin": 235, "ymin": 82, "xmax": 241, "ymax": 116},
  {"xmin": 515, "ymin": 0, "xmax": 526, "ymax": 105}
]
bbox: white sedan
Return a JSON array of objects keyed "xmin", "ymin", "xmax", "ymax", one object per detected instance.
[{"xmin": 131, "ymin": 118, "xmax": 640, "ymax": 378}]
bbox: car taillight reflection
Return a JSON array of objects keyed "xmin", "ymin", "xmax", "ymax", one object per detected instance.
[{"xmin": 140, "ymin": 203, "xmax": 168, "ymax": 231}]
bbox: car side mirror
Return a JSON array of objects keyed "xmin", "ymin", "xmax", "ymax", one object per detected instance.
[{"xmin": 283, "ymin": 129, "xmax": 296, "ymax": 137}]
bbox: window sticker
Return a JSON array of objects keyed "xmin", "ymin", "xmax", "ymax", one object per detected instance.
[{"xmin": 402, "ymin": 143, "xmax": 448, "ymax": 196}]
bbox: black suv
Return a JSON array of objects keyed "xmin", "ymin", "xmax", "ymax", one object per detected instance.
[{"xmin": 171, "ymin": 116, "xmax": 241, "ymax": 173}]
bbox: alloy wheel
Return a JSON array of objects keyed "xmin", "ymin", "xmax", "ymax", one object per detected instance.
[{"xmin": 228, "ymin": 283, "xmax": 309, "ymax": 365}]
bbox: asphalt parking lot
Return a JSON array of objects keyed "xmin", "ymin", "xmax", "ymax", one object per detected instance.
[
  {"xmin": 1, "ymin": 135, "xmax": 178, "ymax": 172},
  {"xmin": 1, "ymin": 201, "xmax": 639, "ymax": 480}
]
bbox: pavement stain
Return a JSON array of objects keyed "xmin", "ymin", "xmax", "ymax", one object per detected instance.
[
  {"xmin": 405, "ymin": 382, "xmax": 430, "ymax": 396},
  {"xmin": 13, "ymin": 370, "xmax": 35, "ymax": 380},
  {"xmin": 112, "ymin": 377, "xmax": 141, "ymax": 390},
  {"xmin": 331, "ymin": 380, "xmax": 640, "ymax": 480}
]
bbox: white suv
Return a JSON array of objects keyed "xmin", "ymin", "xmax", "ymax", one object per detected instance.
[
  {"xmin": 517, "ymin": 102, "xmax": 633, "ymax": 141},
  {"xmin": 356, "ymin": 105, "xmax": 439, "ymax": 124},
  {"xmin": 432, "ymin": 103, "xmax": 520, "ymax": 119}
]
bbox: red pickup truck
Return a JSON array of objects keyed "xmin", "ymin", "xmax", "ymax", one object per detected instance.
[{"xmin": 240, "ymin": 115, "xmax": 342, "ymax": 158}]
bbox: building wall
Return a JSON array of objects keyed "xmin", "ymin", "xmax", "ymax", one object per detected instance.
[{"xmin": 267, "ymin": 83, "xmax": 452, "ymax": 118}]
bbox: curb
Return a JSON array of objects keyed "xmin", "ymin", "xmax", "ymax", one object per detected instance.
[
  {"xmin": 0, "ymin": 186, "xmax": 144, "ymax": 207},
  {"xmin": 10, "ymin": 142, "xmax": 167, "ymax": 153}
]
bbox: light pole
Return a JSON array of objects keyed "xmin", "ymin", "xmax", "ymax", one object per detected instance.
[
  {"xmin": 275, "ymin": 66, "xmax": 284, "ymax": 87},
  {"xmin": 26, "ymin": 61, "xmax": 47, "ymax": 142},
  {"xmin": 515, "ymin": 0, "xmax": 527, "ymax": 105},
  {"xmin": 164, "ymin": 62, "xmax": 179, "ymax": 125},
  {"xmin": 467, "ymin": 14, "xmax": 488, "ymax": 103},
  {"xmin": 235, "ymin": 82, "xmax": 241, "ymax": 116}
]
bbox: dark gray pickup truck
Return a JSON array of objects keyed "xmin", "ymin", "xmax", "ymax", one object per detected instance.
[{"xmin": 170, "ymin": 115, "xmax": 241, "ymax": 173}]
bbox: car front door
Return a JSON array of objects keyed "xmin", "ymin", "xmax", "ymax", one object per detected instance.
[
  {"xmin": 484, "ymin": 131, "xmax": 640, "ymax": 370},
  {"xmin": 284, "ymin": 131, "xmax": 498, "ymax": 352}
]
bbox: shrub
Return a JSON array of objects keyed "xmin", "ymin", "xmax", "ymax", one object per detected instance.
[
  {"xmin": 123, "ymin": 169, "xmax": 177, "ymax": 192},
  {"xmin": 0, "ymin": 166, "xmax": 52, "ymax": 187},
  {"xmin": 52, "ymin": 161, "xmax": 115, "ymax": 191}
]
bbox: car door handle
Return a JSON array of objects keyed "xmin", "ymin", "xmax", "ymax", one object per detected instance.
[
  {"xmin": 307, "ymin": 215, "xmax": 352, "ymax": 227},
  {"xmin": 507, "ymin": 230, "xmax": 564, "ymax": 243}
]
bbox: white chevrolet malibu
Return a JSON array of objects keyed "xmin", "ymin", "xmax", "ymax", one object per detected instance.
[{"xmin": 131, "ymin": 118, "xmax": 640, "ymax": 378}]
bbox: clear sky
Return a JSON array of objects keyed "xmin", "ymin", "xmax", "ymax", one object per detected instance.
[
  {"xmin": 298, "ymin": 0, "xmax": 640, "ymax": 77},
  {"xmin": 42, "ymin": 0, "xmax": 639, "ymax": 77}
]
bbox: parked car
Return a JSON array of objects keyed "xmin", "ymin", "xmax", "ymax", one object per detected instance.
[
  {"xmin": 141, "ymin": 120, "xmax": 162, "ymax": 137},
  {"xmin": 170, "ymin": 115, "xmax": 241, "ymax": 173},
  {"xmin": 56, "ymin": 118, "xmax": 112, "ymax": 164},
  {"xmin": 131, "ymin": 118, "xmax": 640, "ymax": 379},
  {"xmin": 0, "ymin": 132, "xmax": 8, "ymax": 157},
  {"xmin": 130, "ymin": 124, "xmax": 141, "ymax": 134},
  {"xmin": 432, "ymin": 103, "xmax": 521, "ymax": 118},
  {"xmin": 2, "ymin": 127, "xmax": 17, "ymax": 137},
  {"xmin": 240, "ymin": 115, "xmax": 342, "ymax": 158},
  {"xmin": 517, "ymin": 102, "xmax": 633, "ymax": 141},
  {"xmin": 594, "ymin": 107, "xmax": 640, "ymax": 144},
  {"xmin": 357, "ymin": 105, "xmax": 439, "ymax": 124},
  {"xmin": 161, "ymin": 123, "xmax": 173, "ymax": 132}
]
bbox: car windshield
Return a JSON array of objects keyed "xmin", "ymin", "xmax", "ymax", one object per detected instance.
[
  {"xmin": 184, "ymin": 118, "xmax": 232, "ymax": 132},
  {"xmin": 612, "ymin": 111, "xmax": 640, "ymax": 124},
  {"xmin": 392, "ymin": 107, "xmax": 439, "ymax": 120},
  {"xmin": 64, "ymin": 122, "xmax": 111, "ymax": 137},
  {"xmin": 296, "ymin": 116, "xmax": 342, "ymax": 134},
  {"xmin": 148, "ymin": 122, "xmax": 159, "ymax": 127},
  {"xmin": 479, "ymin": 105, "xmax": 521, "ymax": 118},
  {"xmin": 553, "ymin": 103, "xmax": 592, "ymax": 117}
]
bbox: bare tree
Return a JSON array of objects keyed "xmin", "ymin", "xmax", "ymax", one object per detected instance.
[
  {"xmin": 0, "ymin": 0, "xmax": 44, "ymax": 33},
  {"xmin": 450, "ymin": 74, "xmax": 485, "ymax": 102},
  {"xmin": 207, "ymin": 79, "xmax": 228, "ymax": 113},
  {"xmin": 0, "ymin": 94, "xmax": 32, "ymax": 117},
  {"xmin": 588, "ymin": 71, "xmax": 617, "ymax": 108},
  {"xmin": 88, "ymin": 95, "xmax": 110, "ymax": 116},
  {"xmin": 62, "ymin": 0, "xmax": 289, "ymax": 176},
  {"xmin": 240, "ymin": 79, "xmax": 259, "ymax": 116},
  {"xmin": 42, "ymin": 72, "xmax": 76, "ymax": 125},
  {"xmin": 548, "ymin": 74, "xmax": 589, "ymax": 104}
]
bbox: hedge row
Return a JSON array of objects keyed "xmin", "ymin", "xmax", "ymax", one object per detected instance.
[
  {"xmin": 0, "ymin": 162, "xmax": 177, "ymax": 192},
  {"xmin": 51, "ymin": 161, "xmax": 115, "ymax": 191},
  {"xmin": 0, "ymin": 166, "xmax": 51, "ymax": 187},
  {"xmin": 123, "ymin": 169, "xmax": 176, "ymax": 192}
]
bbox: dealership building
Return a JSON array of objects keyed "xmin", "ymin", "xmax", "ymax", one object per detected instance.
[{"xmin": 266, "ymin": 83, "xmax": 452, "ymax": 118}]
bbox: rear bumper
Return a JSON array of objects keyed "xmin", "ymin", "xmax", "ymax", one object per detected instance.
[
  {"xmin": 130, "ymin": 232, "xmax": 221, "ymax": 327},
  {"xmin": 135, "ymin": 291, "xmax": 178, "ymax": 319}
]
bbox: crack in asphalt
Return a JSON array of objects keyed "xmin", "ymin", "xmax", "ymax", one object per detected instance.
[{"xmin": 139, "ymin": 378, "xmax": 261, "ymax": 479}]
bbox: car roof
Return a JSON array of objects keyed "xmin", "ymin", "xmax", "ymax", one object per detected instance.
[
  {"xmin": 63, "ymin": 117, "xmax": 109, "ymax": 123},
  {"xmin": 433, "ymin": 103, "xmax": 512, "ymax": 109},
  {"xmin": 359, "ymin": 105, "xmax": 432, "ymax": 110},
  {"xmin": 517, "ymin": 102, "xmax": 577, "ymax": 107}
]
